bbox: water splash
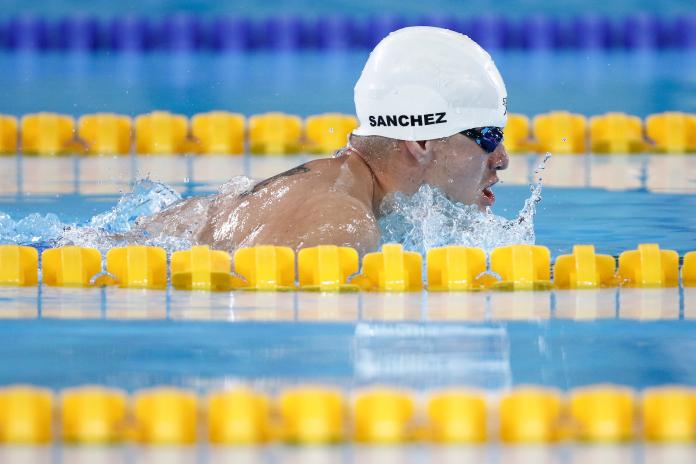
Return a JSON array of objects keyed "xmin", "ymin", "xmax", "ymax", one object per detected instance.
[
  {"xmin": 0, "ymin": 211, "xmax": 64, "ymax": 248},
  {"xmin": 378, "ymin": 154, "xmax": 549, "ymax": 255},
  {"xmin": 0, "ymin": 179, "xmax": 186, "ymax": 253},
  {"xmin": 0, "ymin": 156, "xmax": 549, "ymax": 255},
  {"xmin": 87, "ymin": 179, "xmax": 182, "ymax": 233}
]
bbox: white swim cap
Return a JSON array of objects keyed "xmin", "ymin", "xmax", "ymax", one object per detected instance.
[{"xmin": 353, "ymin": 26, "xmax": 508, "ymax": 141}]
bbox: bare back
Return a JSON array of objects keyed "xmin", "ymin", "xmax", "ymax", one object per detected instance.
[{"xmin": 135, "ymin": 152, "xmax": 381, "ymax": 255}]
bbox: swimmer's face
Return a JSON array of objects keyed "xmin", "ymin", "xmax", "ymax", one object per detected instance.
[{"xmin": 422, "ymin": 133, "xmax": 509, "ymax": 210}]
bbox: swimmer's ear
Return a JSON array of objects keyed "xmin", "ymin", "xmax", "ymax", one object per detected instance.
[{"xmin": 403, "ymin": 140, "xmax": 433, "ymax": 165}]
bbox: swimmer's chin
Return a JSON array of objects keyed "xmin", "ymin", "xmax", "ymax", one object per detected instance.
[
  {"xmin": 440, "ymin": 193, "xmax": 492, "ymax": 212},
  {"xmin": 451, "ymin": 191, "xmax": 494, "ymax": 212}
]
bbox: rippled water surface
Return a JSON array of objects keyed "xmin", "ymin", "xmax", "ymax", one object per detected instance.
[
  {"xmin": 0, "ymin": 50, "xmax": 694, "ymax": 117},
  {"xmin": 3, "ymin": 154, "xmax": 696, "ymax": 256},
  {"xmin": 1, "ymin": 154, "xmax": 696, "ymax": 392}
]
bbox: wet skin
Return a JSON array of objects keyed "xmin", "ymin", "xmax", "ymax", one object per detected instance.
[
  {"xmin": 135, "ymin": 134, "xmax": 509, "ymax": 255},
  {"xmin": 418, "ymin": 133, "xmax": 509, "ymax": 210}
]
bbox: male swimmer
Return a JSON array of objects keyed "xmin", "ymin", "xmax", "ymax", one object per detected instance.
[{"xmin": 136, "ymin": 26, "xmax": 509, "ymax": 255}]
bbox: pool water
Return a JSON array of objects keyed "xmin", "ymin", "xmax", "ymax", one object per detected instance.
[
  {"xmin": 2, "ymin": 153, "xmax": 696, "ymax": 255},
  {"xmin": 0, "ymin": 50, "xmax": 694, "ymax": 117},
  {"xmin": 2, "ymin": 5, "xmax": 696, "ymax": 460},
  {"xmin": 1, "ymin": 153, "xmax": 695, "ymax": 394}
]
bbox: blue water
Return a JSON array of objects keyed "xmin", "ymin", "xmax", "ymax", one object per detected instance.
[
  {"xmin": 2, "ymin": 167, "xmax": 696, "ymax": 257},
  {"xmin": 0, "ymin": 154, "xmax": 695, "ymax": 392},
  {"xmin": 0, "ymin": 50, "xmax": 694, "ymax": 116},
  {"xmin": 0, "ymin": 22, "xmax": 695, "ymax": 395},
  {"xmin": 0, "ymin": 318, "xmax": 695, "ymax": 391}
]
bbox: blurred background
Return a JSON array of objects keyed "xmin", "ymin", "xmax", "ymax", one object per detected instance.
[{"xmin": 0, "ymin": 0, "xmax": 694, "ymax": 117}]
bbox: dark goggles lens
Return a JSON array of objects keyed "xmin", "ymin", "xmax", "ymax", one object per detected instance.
[{"xmin": 460, "ymin": 126, "xmax": 504, "ymax": 153}]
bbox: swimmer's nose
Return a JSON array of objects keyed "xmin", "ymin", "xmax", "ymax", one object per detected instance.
[{"xmin": 490, "ymin": 144, "xmax": 509, "ymax": 171}]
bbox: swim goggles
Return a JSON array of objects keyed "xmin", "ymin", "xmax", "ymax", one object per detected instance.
[{"xmin": 460, "ymin": 126, "xmax": 504, "ymax": 153}]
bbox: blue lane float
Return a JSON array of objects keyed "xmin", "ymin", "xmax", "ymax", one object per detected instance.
[
  {"xmin": 56, "ymin": 15, "xmax": 101, "ymax": 51},
  {"xmin": 6, "ymin": 15, "xmax": 50, "ymax": 50},
  {"xmin": 158, "ymin": 14, "xmax": 203, "ymax": 51},
  {"xmin": 259, "ymin": 15, "xmax": 308, "ymax": 50},
  {"xmin": 108, "ymin": 16, "xmax": 155, "ymax": 51},
  {"xmin": 519, "ymin": 14, "xmax": 565, "ymax": 49},
  {"xmin": 2, "ymin": 14, "xmax": 695, "ymax": 51},
  {"xmin": 674, "ymin": 14, "xmax": 696, "ymax": 48},
  {"xmin": 315, "ymin": 15, "xmax": 360, "ymax": 50},
  {"xmin": 418, "ymin": 13, "xmax": 463, "ymax": 33},
  {"xmin": 466, "ymin": 15, "xmax": 512, "ymax": 49},
  {"xmin": 622, "ymin": 13, "xmax": 667, "ymax": 49},
  {"xmin": 570, "ymin": 14, "xmax": 612, "ymax": 49},
  {"xmin": 363, "ymin": 14, "xmax": 410, "ymax": 48},
  {"xmin": 209, "ymin": 16, "xmax": 253, "ymax": 51}
]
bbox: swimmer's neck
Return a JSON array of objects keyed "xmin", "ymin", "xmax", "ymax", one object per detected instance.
[
  {"xmin": 345, "ymin": 140, "xmax": 427, "ymax": 217},
  {"xmin": 343, "ymin": 144, "xmax": 387, "ymax": 215}
]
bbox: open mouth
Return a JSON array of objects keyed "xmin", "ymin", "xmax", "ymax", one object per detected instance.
[{"xmin": 480, "ymin": 185, "xmax": 496, "ymax": 206}]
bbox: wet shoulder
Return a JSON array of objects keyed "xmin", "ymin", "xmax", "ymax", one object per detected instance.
[{"xmin": 241, "ymin": 158, "xmax": 343, "ymax": 197}]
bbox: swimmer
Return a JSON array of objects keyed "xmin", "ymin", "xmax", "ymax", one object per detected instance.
[{"xmin": 135, "ymin": 26, "xmax": 509, "ymax": 255}]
